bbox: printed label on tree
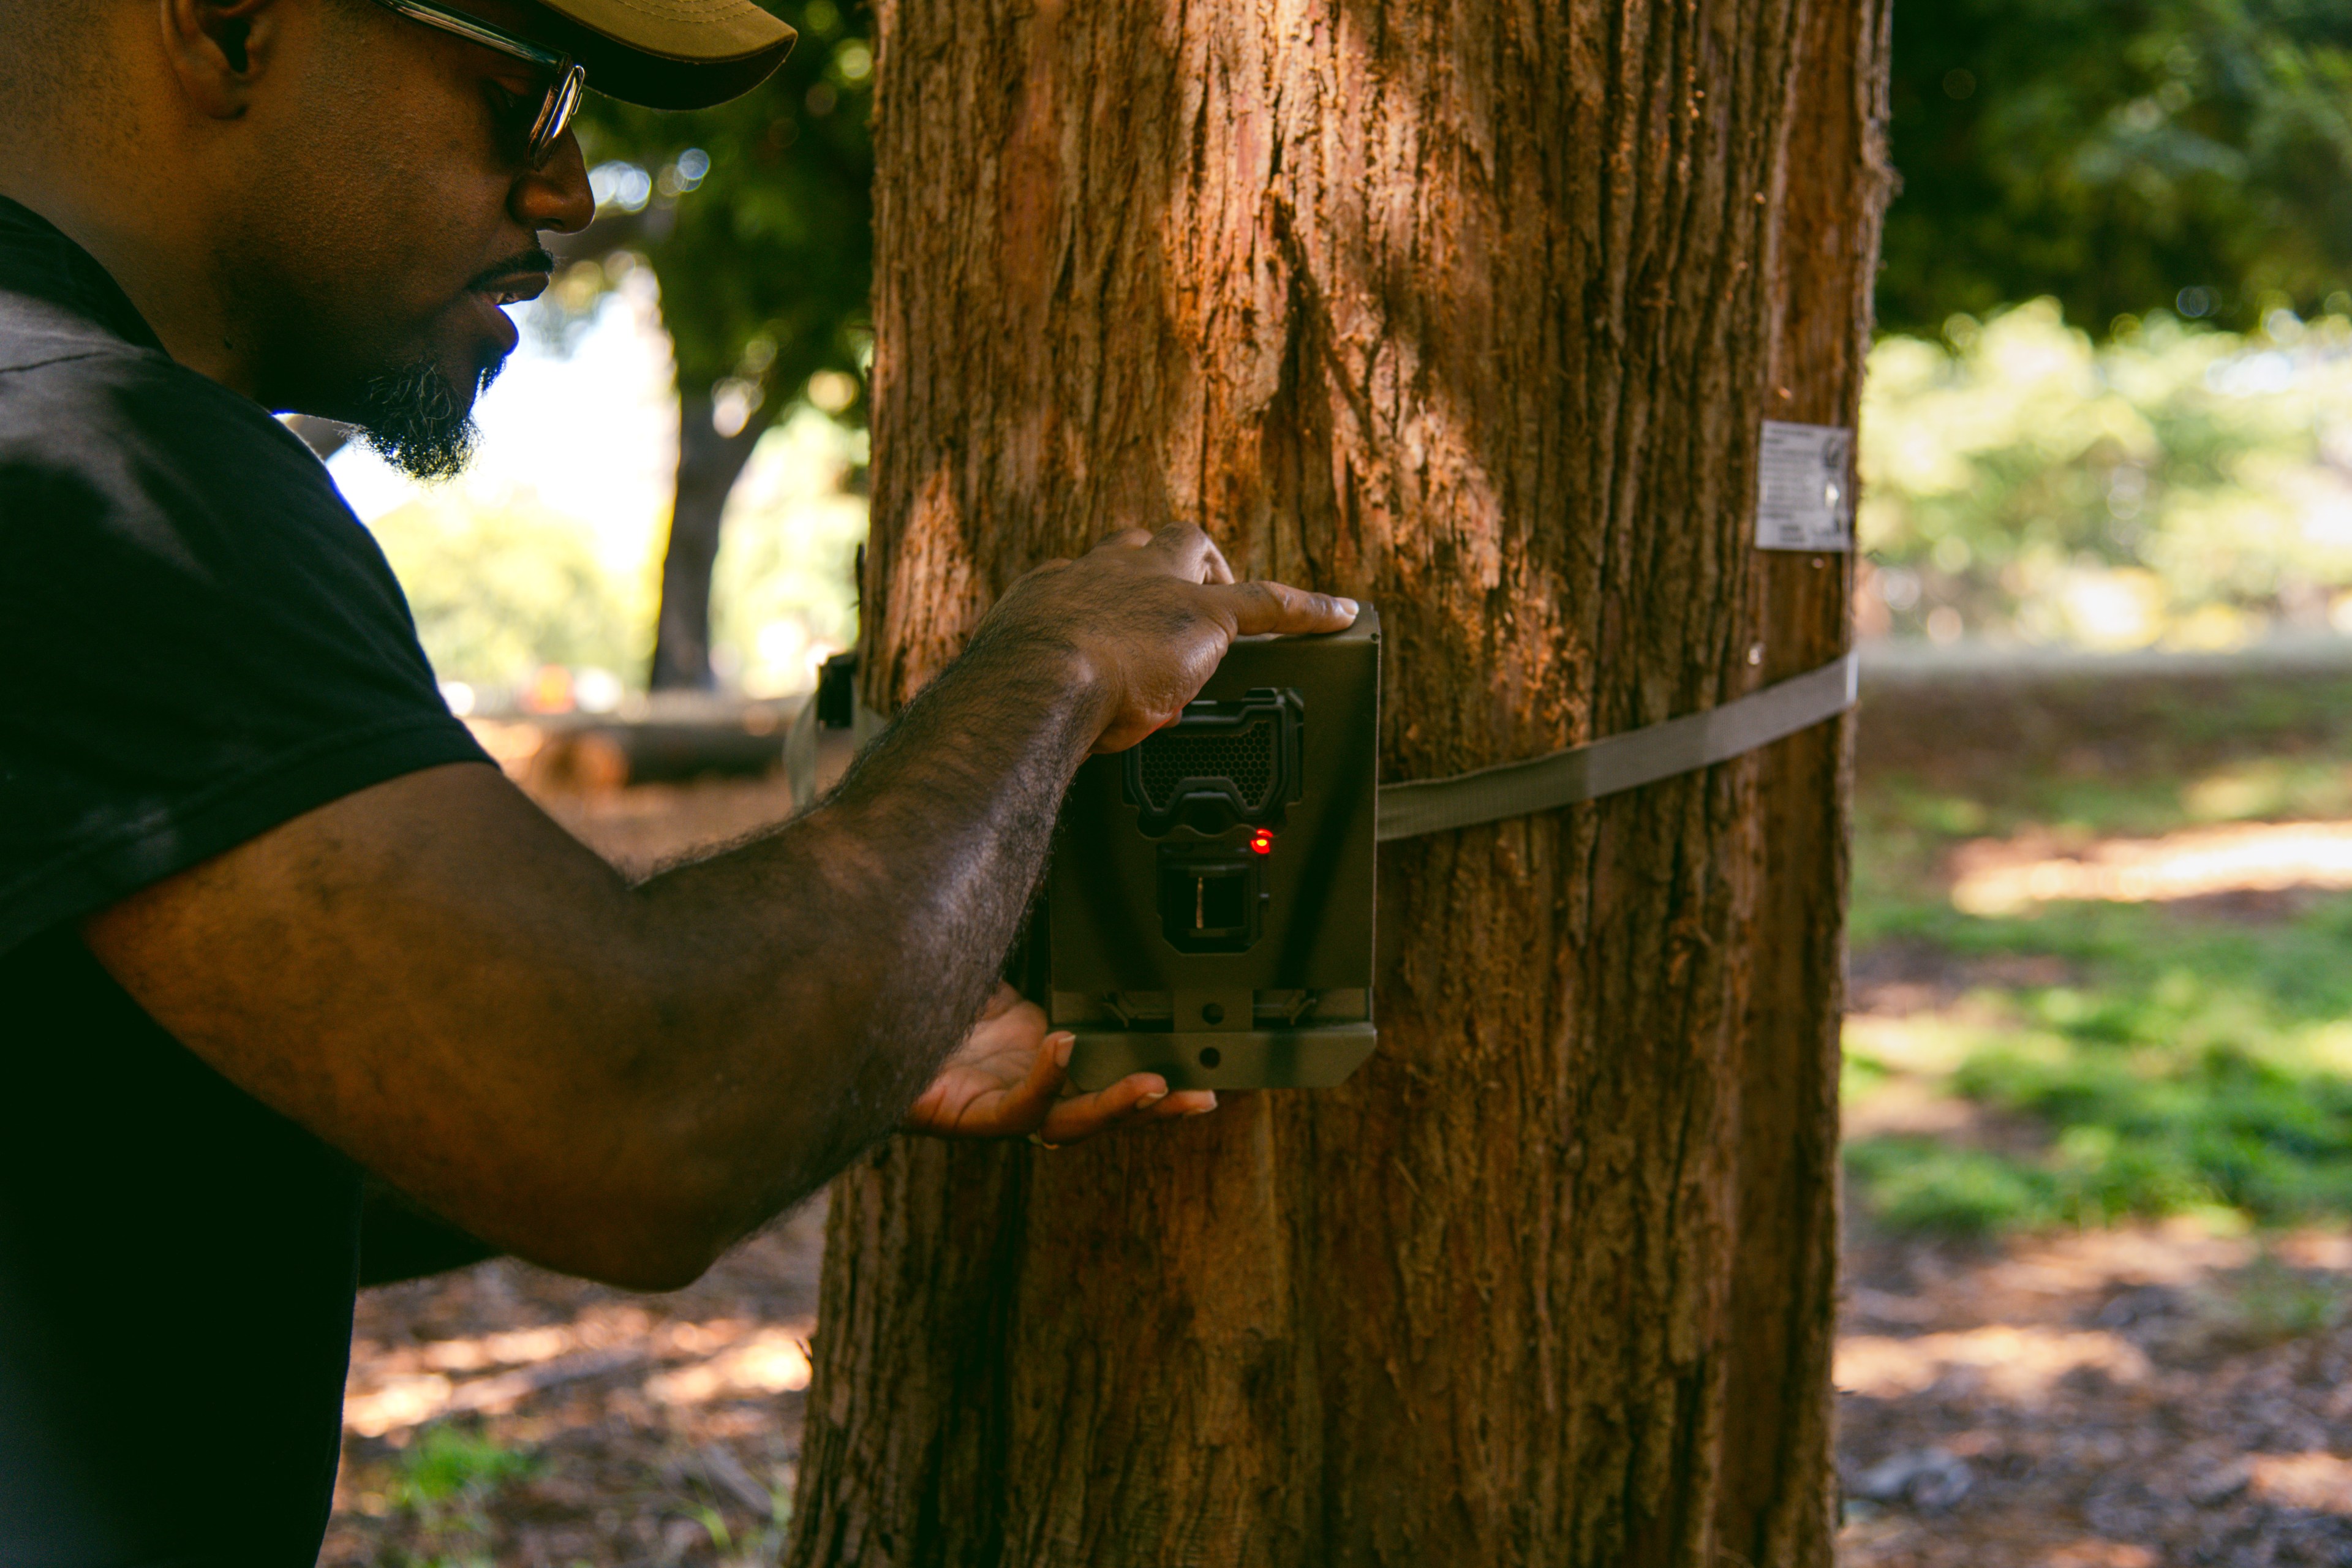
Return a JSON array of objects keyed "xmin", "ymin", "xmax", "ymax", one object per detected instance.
[{"xmin": 1755, "ymin": 420, "xmax": 1854, "ymax": 551}]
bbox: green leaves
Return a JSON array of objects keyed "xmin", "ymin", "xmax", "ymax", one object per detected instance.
[
  {"xmin": 568, "ymin": 0, "xmax": 873, "ymax": 424},
  {"xmin": 1858, "ymin": 301, "xmax": 2352, "ymax": 647},
  {"xmin": 1883, "ymin": 0, "xmax": 2352, "ymax": 334},
  {"xmin": 371, "ymin": 495, "xmax": 647, "ymax": 687}
]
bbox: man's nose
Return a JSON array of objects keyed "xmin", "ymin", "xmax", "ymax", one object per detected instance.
[{"xmin": 512, "ymin": 130, "xmax": 595, "ymax": 235}]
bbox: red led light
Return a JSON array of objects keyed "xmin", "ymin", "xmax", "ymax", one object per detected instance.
[{"xmin": 1249, "ymin": 829, "xmax": 1275, "ymax": 856}]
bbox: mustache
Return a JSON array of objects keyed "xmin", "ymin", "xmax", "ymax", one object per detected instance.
[{"xmin": 465, "ymin": 247, "xmax": 556, "ymax": 292}]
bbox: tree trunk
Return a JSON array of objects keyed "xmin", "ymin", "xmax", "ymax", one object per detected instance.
[
  {"xmin": 790, "ymin": 1, "xmax": 1890, "ymax": 1562},
  {"xmin": 648, "ymin": 390, "xmax": 767, "ymax": 690}
]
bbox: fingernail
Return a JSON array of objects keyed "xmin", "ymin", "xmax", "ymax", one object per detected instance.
[
  {"xmin": 1335, "ymin": 597, "xmax": 1360, "ymax": 618},
  {"xmin": 1139, "ymin": 1090, "xmax": 1168, "ymax": 1107},
  {"xmin": 1053, "ymin": 1032, "xmax": 1075, "ymax": 1068},
  {"xmin": 1191, "ymin": 1093, "xmax": 1219, "ymax": 1114}
]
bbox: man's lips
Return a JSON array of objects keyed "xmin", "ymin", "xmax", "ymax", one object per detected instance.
[
  {"xmin": 450, "ymin": 248, "xmax": 556, "ymax": 371},
  {"xmin": 467, "ymin": 270, "xmax": 545, "ymax": 361},
  {"xmin": 472, "ymin": 271, "xmax": 550, "ymax": 307},
  {"xmin": 464, "ymin": 247, "xmax": 558, "ymax": 309}
]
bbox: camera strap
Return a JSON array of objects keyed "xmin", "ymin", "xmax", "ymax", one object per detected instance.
[{"xmin": 1374, "ymin": 651, "xmax": 1858, "ymax": 841}]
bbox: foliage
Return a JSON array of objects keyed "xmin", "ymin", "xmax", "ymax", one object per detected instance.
[
  {"xmin": 709, "ymin": 407, "xmax": 869, "ymax": 693},
  {"xmin": 1844, "ymin": 679, "xmax": 2352, "ymax": 1235},
  {"xmin": 1845, "ymin": 1139, "xmax": 2064, "ymax": 1234},
  {"xmin": 365, "ymin": 407, "xmax": 868, "ymax": 699},
  {"xmin": 392, "ymin": 1425, "xmax": 537, "ymax": 1508},
  {"xmin": 1847, "ymin": 895, "xmax": 2352, "ymax": 1234},
  {"xmin": 563, "ymin": 0, "xmax": 2352, "ymax": 391},
  {"xmin": 369, "ymin": 494, "xmax": 649, "ymax": 690},
  {"xmin": 1857, "ymin": 300, "xmax": 2352, "ymax": 647},
  {"xmin": 565, "ymin": 0, "xmax": 874, "ymax": 425},
  {"xmin": 1882, "ymin": 0, "xmax": 2352, "ymax": 334},
  {"xmin": 380, "ymin": 1423, "xmax": 537, "ymax": 1567}
]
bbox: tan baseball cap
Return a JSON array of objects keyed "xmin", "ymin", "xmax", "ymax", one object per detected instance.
[{"xmin": 537, "ymin": 0, "xmax": 797, "ymax": 109}]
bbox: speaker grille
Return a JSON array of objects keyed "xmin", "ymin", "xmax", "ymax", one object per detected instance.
[{"xmin": 1135, "ymin": 719, "xmax": 1278, "ymax": 813}]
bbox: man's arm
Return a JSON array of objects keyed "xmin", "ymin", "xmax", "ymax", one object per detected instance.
[{"xmin": 83, "ymin": 528, "xmax": 1357, "ymax": 1290}]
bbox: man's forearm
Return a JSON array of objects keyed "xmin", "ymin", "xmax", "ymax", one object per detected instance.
[
  {"xmin": 625, "ymin": 628, "xmax": 1104, "ymax": 1249},
  {"xmin": 83, "ymin": 527, "xmax": 1353, "ymax": 1291}
]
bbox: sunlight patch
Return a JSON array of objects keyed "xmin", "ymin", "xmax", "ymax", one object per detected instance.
[
  {"xmin": 646, "ymin": 1327, "xmax": 813, "ymax": 1405},
  {"xmin": 343, "ymin": 1313, "xmax": 813, "ymax": 1438},
  {"xmin": 1950, "ymin": 820, "xmax": 2352, "ymax": 913},
  {"xmin": 2250, "ymin": 1451, "xmax": 2352, "ymax": 1513},
  {"xmin": 2037, "ymin": 1542, "xmax": 2157, "ymax": 1567},
  {"xmin": 1835, "ymin": 1325, "xmax": 2150, "ymax": 1400}
]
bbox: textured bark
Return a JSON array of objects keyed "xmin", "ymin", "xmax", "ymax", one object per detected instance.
[
  {"xmin": 788, "ymin": 1, "xmax": 1891, "ymax": 1562},
  {"xmin": 649, "ymin": 391, "xmax": 767, "ymax": 691}
]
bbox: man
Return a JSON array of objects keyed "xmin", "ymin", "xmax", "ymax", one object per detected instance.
[{"xmin": 0, "ymin": 0, "xmax": 1357, "ymax": 1560}]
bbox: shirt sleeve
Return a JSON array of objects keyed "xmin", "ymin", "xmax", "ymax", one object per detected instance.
[{"xmin": 0, "ymin": 347, "xmax": 492, "ymax": 953}]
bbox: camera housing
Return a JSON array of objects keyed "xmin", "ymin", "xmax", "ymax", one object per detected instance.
[{"xmin": 1037, "ymin": 610, "xmax": 1381, "ymax": 1091}]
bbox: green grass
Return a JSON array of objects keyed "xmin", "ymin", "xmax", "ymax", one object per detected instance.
[
  {"xmin": 1844, "ymin": 690, "xmax": 2352, "ymax": 1235},
  {"xmin": 1845, "ymin": 1139, "xmax": 2070, "ymax": 1234},
  {"xmin": 377, "ymin": 1424, "xmax": 538, "ymax": 1568},
  {"xmin": 1847, "ymin": 896, "xmax": 2352, "ymax": 1234}
]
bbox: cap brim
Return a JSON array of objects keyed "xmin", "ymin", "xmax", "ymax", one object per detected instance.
[{"xmin": 536, "ymin": 0, "xmax": 796, "ymax": 110}]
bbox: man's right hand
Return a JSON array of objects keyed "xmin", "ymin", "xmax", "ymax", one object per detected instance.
[{"xmin": 973, "ymin": 526, "xmax": 1359, "ymax": 752}]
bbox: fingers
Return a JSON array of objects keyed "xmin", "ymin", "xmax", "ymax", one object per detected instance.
[
  {"xmin": 1137, "ymin": 1088, "xmax": 1218, "ymax": 1120},
  {"xmin": 1182, "ymin": 531, "xmax": 1236, "ymax": 586},
  {"xmin": 951, "ymin": 1028, "xmax": 1072, "ymax": 1138},
  {"xmin": 1038, "ymin": 1073, "xmax": 1218, "ymax": 1144},
  {"xmin": 1037, "ymin": 1073, "xmax": 1164, "ymax": 1142},
  {"xmin": 1140, "ymin": 524, "xmax": 1237, "ymax": 586},
  {"xmin": 1209, "ymin": 578, "xmax": 1361, "ymax": 638}
]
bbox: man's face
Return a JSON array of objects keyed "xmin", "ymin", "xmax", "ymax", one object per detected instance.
[{"xmin": 216, "ymin": 0, "xmax": 592, "ymax": 476}]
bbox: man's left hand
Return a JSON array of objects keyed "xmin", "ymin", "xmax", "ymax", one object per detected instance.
[{"xmin": 905, "ymin": 984, "xmax": 1218, "ymax": 1142}]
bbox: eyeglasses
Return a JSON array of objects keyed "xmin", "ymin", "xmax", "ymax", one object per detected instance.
[{"xmin": 372, "ymin": 0, "xmax": 588, "ymax": 169}]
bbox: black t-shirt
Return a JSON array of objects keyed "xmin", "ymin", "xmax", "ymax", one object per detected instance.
[{"xmin": 0, "ymin": 197, "xmax": 491, "ymax": 1564}]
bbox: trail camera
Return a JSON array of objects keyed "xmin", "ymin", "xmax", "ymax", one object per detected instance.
[{"xmin": 1039, "ymin": 611, "xmax": 1381, "ymax": 1091}]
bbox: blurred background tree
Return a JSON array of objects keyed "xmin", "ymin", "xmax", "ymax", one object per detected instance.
[
  {"xmin": 390, "ymin": 0, "xmax": 2352, "ymax": 702},
  {"xmin": 1855, "ymin": 0, "xmax": 2352, "ymax": 656},
  {"xmin": 1857, "ymin": 301, "xmax": 2352, "ymax": 649},
  {"xmin": 560, "ymin": 0, "xmax": 873, "ymax": 690},
  {"xmin": 1880, "ymin": 0, "xmax": 2352, "ymax": 338}
]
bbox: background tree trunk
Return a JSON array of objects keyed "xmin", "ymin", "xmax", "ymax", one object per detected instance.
[
  {"xmin": 790, "ymin": 0, "xmax": 1890, "ymax": 1562},
  {"xmin": 648, "ymin": 390, "xmax": 768, "ymax": 690}
]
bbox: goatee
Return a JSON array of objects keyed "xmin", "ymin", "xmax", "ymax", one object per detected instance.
[{"xmin": 351, "ymin": 353, "xmax": 507, "ymax": 481}]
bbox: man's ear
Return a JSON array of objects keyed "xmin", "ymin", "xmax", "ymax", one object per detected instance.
[{"xmin": 159, "ymin": 0, "xmax": 287, "ymax": 119}]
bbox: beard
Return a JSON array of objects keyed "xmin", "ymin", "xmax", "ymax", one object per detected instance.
[{"xmin": 350, "ymin": 352, "xmax": 507, "ymax": 481}]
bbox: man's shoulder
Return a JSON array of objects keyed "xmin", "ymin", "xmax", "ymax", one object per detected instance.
[
  {"xmin": 0, "ymin": 296, "xmax": 343, "ymax": 524},
  {"xmin": 0, "ymin": 282, "xmax": 127, "ymax": 368},
  {"xmin": 0, "ymin": 285, "xmax": 181, "ymax": 390},
  {"xmin": 0, "ymin": 295, "xmax": 306, "ymax": 445}
]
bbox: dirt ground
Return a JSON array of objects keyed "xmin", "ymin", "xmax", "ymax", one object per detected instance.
[
  {"xmin": 1837, "ymin": 1219, "xmax": 2352, "ymax": 1567},
  {"xmin": 326, "ymin": 1208, "xmax": 824, "ymax": 1567},
  {"xmin": 323, "ymin": 717, "xmax": 2352, "ymax": 1566},
  {"xmin": 327, "ymin": 1204, "xmax": 2352, "ymax": 1567}
]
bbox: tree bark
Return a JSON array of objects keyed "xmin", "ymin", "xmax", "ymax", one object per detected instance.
[
  {"xmin": 648, "ymin": 390, "xmax": 768, "ymax": 690},
  {"xmin": 789, "ymin": 1, "xmax": 1890, "ymax": 1562}
]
